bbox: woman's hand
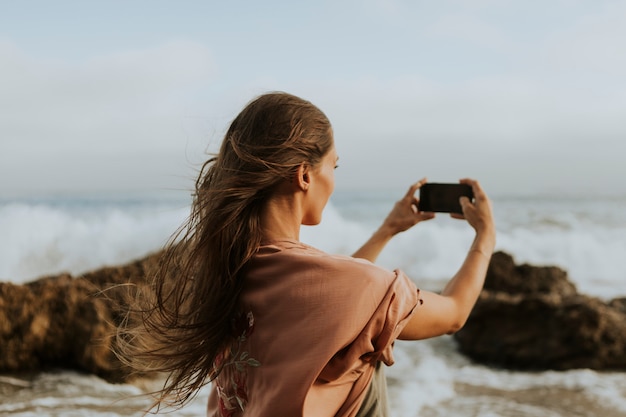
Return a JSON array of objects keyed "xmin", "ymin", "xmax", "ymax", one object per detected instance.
[
  {"xmin": 380, "ymin": 178, "xmax": 436, "ymax": 237},
  {"xmin": 452, "ymin": 178, "xmax": 495, "ymax": 245},
  {"xmin": 352, "ymin": 178, "xmax": 434, "ymax": 262}
]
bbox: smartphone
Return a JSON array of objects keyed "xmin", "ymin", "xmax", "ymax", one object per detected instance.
[{"xmin": 418, "ymin": 183, "xmax": 474, "ymax": 214}]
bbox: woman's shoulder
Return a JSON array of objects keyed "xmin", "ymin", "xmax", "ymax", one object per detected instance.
[
  {"xmin": 258, "ymin": 239, "xmax": 362, "ymax": 262},
  {"xmin": 256, "ymin": 239, "xmax": 394, "ymax": 281}
]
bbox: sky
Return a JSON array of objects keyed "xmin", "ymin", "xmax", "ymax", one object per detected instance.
[{"xmin": 1, "ymin": 0, "xmax": 625, "ymax": 197}]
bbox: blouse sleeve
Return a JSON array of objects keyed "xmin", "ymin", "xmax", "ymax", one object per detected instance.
[
  {"xmin": 318, "ymin": 266, "xmax": 420, "ymax": 382},
  {"xmin": 363, "ymin": 269, "xmax": 421, "ymax": 365}
]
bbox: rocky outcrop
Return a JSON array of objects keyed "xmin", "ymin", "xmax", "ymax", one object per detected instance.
[
  {"xmin": 454, "ymin": 251, "xmax": 626, "ymax": 370},
  {"xmin": 2, "ymin": 250, "xmax": 626, "ymax": 380},
  {"xmin": 0, "ymin": 253, "xmax": 161, "ymax": 382}
]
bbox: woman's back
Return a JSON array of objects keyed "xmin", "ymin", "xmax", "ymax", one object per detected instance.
[{"xmin": 207, "ymin": 239, "xmax": 419, "ymax": 417}]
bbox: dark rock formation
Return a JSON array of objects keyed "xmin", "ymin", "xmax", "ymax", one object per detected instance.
[
  {"xmin": 2, "ymin": 250, "xmax": 626, "ymax": 380},
  {"xmin": 0, "ymin": 253, "xmax": 161, "ymax": 382},
  {"xmin": 454, "ymin": 251, "xmax": 626, "ymax": 370}
]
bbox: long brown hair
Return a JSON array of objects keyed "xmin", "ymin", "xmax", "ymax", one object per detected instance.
[{"xmin": 119, "ymin": 92, "xmax": 333, "ymax": 410}]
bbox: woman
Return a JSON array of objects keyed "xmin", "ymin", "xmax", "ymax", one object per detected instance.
[{"xmin": 125, "ymin": 92, "xmax": 495, "ymax": 416}]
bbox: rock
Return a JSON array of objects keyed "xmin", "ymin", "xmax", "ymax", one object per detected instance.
[
  {"xmin": 454, "ymin": 251, "xmax": 626, "ymax": 370},
  {"xmin": 3, "ymin": 250, "xmax": 626, "ymax": 379},
  {"xmin": 483, "ymin": 252, "xmax": 578, "ymax": 297},
  {"xmin": 609, "ymin": 297, "xmax": 626, "ymax": 314},
  {"xmin": 0, "ymin": 253, "xmax": 161, "ymax": 382}
]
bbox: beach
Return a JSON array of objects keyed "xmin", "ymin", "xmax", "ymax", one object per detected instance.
[{"xmin": 1, "ymin": 189, "xmax": 626, "ymax": 416}]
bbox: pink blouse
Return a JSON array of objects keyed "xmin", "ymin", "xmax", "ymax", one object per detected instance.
[{"xmin": 207, "ymin": 240, "xmax": 420, "ymax": 417}]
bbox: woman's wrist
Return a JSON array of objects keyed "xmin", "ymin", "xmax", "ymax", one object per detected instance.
[
  {"xmin": 473, "ymin": 228, "xmax": 496, "ymax": 255},
  {"xmin": 376, "ymin": 222, "xmax": 397, "ymax": 241},
  {"xmin": 352, "ymin": 224, "xmax": 394, "ymax": 261}
]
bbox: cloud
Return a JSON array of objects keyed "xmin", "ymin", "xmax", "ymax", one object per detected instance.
[
  {"xmin": 283, "ymin": 65, "xmax": 626, "ymax": 195},
  {"xmin": 2, "ymin": 1, "xmax": 625, "ymax": 196},
  {"xmin": 303, "ymin": 74, "xmax": 624, "ymax": 142},
  {"xmin": 536, "ymin": 1, "xmax": 626, "ymax": 77},
  {"xmin": 1, "ymin": 39, "xmax": 214, "ymax": 144},
  {"xmin": 423, "ymin": 13, "xmax": 508, "ymax": 50},
  {"xmin": 0, "ymin": 39, "xmax": 216, "ymax": 194}
]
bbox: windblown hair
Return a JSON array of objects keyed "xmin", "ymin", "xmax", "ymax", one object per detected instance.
[{"xmin": 118, "ymin": 92, "xmax": 333, "ymax": 411}]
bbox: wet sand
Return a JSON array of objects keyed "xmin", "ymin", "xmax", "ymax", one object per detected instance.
[{"xmin": 418, "ymin": 383, "xmax": 626, "ymax": 417}]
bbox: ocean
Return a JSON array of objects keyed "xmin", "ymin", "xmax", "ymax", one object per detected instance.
[{"xmin": 1, "ymin": 189, "xmax": 626, "ymax": 416}]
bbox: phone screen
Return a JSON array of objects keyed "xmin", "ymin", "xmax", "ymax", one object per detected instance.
[{"xmin": 418, "ymin": 183, "xmax": 473, "ymax": 214}]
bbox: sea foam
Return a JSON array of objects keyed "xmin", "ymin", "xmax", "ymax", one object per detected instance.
[{"xmin": 2, "ymin": 194, "xmax": 626, "ymax": 299}]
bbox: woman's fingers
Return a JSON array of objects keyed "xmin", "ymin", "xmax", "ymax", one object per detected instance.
[
  {"xmin": 405, "ymin": 178, "xmax": 428, "ymax": 200},
  {"xmin": 457, "ymin": 178, "xmax": 494, "ymax": 234}
]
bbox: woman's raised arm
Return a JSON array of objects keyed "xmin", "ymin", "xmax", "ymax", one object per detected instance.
[{"xmin": 399, "ymin": 178, "xmax": 496, "ymax": 340}]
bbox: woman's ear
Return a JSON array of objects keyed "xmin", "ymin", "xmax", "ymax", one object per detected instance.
[{"xmin": 295, "ymin": 162, "xmax": 310, "ymax": 191}]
